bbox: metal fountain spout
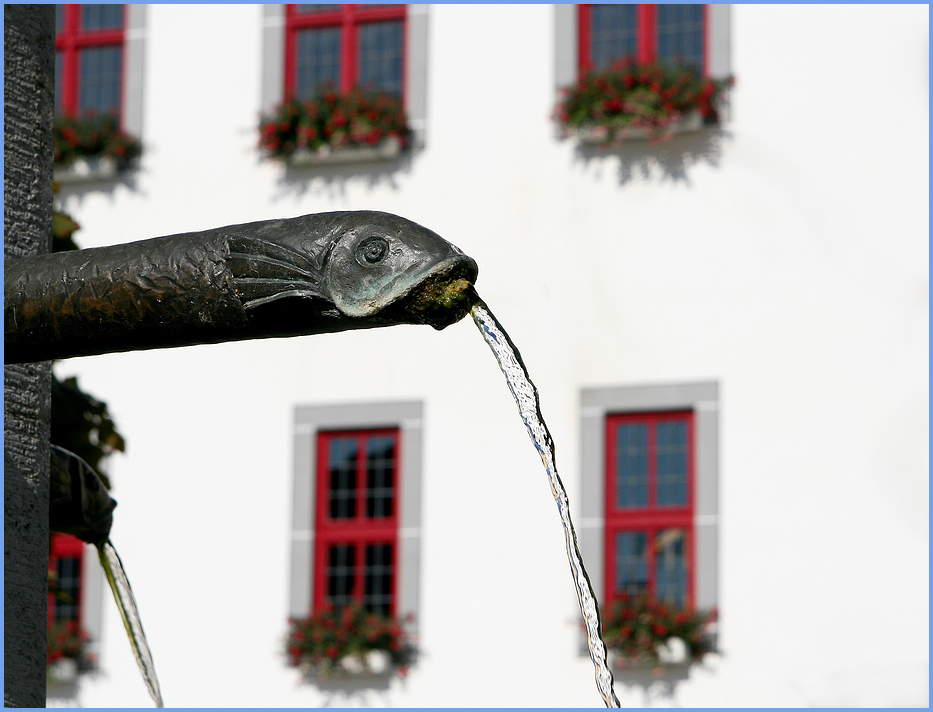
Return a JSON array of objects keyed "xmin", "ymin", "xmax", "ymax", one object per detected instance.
[
  {"xmin": 5, "ymin": 209, "xmax": 480, "ymax": 707},
  {"xmin": 4, "ymin": 210, "xmax": 479, "ymax": 364}
]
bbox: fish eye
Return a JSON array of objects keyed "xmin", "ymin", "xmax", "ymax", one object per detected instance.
[{"xmin": 357, "ymin": 236, "xmax": 389, "ymax": 264}]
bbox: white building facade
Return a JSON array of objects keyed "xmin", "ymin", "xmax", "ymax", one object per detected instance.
[{"xmin": 49, "ymin": 4, "xmax": 927, "ymax": 707}]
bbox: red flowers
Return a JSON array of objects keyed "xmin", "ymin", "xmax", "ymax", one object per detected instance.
[
  {"xmin": 604, "ymin": 98, "xmax": 624, "ymax": 113},
  {"xmin": 600, "ymin": 593, "xmax": 714, "ymax": 669},
  {"xmin": 258, "ymin": 89, "xmax": 410, "ymax": 162},
  {"xmin": 554, "ymin": 61, "xmax": 733, "ymax": 145},
  {"xmin": 47, "ymin": 620, "xmax": 92, "ymax": 669},
  {"xmin": 54, "ymin": 113, "xmax": 143, "ymax": 168},
  {"xmin": 285, "ymin": 602, "xmax": 416, "ymax": 679}
]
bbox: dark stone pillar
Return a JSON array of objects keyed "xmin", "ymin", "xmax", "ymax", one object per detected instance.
[{"xmin": 4, "ymin": 4, "xmax": 55, "ymax": 707}]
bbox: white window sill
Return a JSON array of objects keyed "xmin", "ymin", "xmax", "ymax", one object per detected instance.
[
  {"xmin": 300, "ymin": 650, "xmax": 399, "ymax": 682},
  {"xmin": 572, "ymin": 112, "xmax": 707, "ymax": 144},
  {"xmin": 47, "ymin": 658, "xmax": 80, "ymax": 683},
  {"xmin": 607, "ymin": 636, "xmax": 695, "ymax": 672},
  {"xmin": 54, "ymin": 157, "xmax": 118, "ymax": 185},
  {"xmin": 286, "ymin": 136, "xmax": 403, "ymax": 168}
]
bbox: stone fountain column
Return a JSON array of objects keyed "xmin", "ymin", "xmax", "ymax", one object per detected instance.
[{"xmin": 4, "ymin": 4, "xmax": 55, "ymax": 707}]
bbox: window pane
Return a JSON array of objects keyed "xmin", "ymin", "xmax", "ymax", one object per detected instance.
[
  {"xmin": 53, "ymin": 556, "xmax": 81, "ymax": 623},
  {"xmin": 328, "ymin": 437, "xmax": 358, "ymax": 519},
  {"xmin": 591, "ymin": 4, "xmax": 637, "ymax": 70},
  {"xmin": 357, "ymin": 20, "xmax": 403, "ymax": 97},
  {"xmin": 326, "ymin": 544, "xmax": 356, "ymax": 608},
  {"xmin": 656, "ymin": 420, "xmax": 688, "ymax": 506},
  {"xmin": 81, "ymin": 4, "xmax": 123, "ymax": 31},
  {"xmin": 78, "ymin": 45, "xmax": 122, "ymax": 117},
  {"xmin": 364, "ymin": 543, "xmax": 393, "ymax": 615},
  {"xmin": 615, "ymin": 423, "xmax": 648, "ymax": 508},
  {"xmin": 295, "ymin": 27, "xmax": 341, "ymax": 99},
  {"xmin": 614, "ymin": 532, "xmax": 648, "ymax": 596},
  {"xmin": 366, "ymin": 435, "xmax": 395, "ymax": 518},
  {"xmin": 657, "ymin": 4, "xmax": 704, "ymax": 71},
  {"xmin": 654, "ymin": 529, "xmax": 687, "ymax": 609},
  {"xmin": 55, "ymin": 4, "xmax": 64, "ymax": 33}
]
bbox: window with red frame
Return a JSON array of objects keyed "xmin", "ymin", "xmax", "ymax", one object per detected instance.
[
  {"xmin": 285, "ymin": 4, "xmax": 406, "ymax": 101},
  {"xmin": 49, "ymin": 533, "xmax": 85, "ymax": 626},
  {"xmin": 579, "ymin": 4, "xmax": 708, "ymax": 75},
  {"xmin": 604, "ymin": 410, "xmax": 695, "ymax": 610},
  {"xmin": 314, "ymin": 428, "xmax": 399, "ymax": 616},
  {"xmin": 55, "ymin": 4, "xmax": 126, "ymax": 119}
]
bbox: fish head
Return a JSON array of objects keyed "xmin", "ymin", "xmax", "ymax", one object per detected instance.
[{"xmin": 324, "ymin": 211, "xmax": 479, "ymax": 328}]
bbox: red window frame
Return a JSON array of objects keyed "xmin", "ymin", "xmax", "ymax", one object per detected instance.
[
  {"xmin": 604, "ymin": 410, "xmax": 695, "ymax": 609},
  {"xmin": 578, "ymin": 4, "xmax": 709, "ymax": 76},
  {"xmin": 55, "ymin": 4, "xmax": 127, "ymax": 119},
  {"xmin": 284, "ymin": 4, "xmax": 408, "ymax": 100},
  {"xmin": 48, "ymin": 532, "xmax": 85, "ymax": 627},
  {"xmin": 313, "ymin": 428, "xmax": 400, "ymax": 615}
]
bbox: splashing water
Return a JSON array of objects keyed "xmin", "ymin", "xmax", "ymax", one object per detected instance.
[
  {"xmin": 470, "ymin": 297, "xmax": 620, "ymax": 708},
  {"xmin": 98, "ymin": 540, "xmax": 164, "ymax": 707}
]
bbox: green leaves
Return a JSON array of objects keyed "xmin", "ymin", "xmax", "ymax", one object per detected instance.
[
  {"xmin": 51, "ymin": 373, "xmax": 125, "ymax": 491},
  {"xmin": 554, "ymin": 61, "xmax": 733, "ymax": 145},
  {"xmin": 259, "ymin": 89, "xmax": 410, "ymax": 161},
  {"xmin": 54, "ymin": 113, "xmax": 143, "ymax": 168},
  {"xmin": 286, "ymin": 603, "xmax": 416, "ymax": 678},
  {"xmin": 601, "ymin": 593, "xmax": 716, "ymax": 669}
]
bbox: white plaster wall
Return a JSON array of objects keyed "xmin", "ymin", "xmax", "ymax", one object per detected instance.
[{"xmin": 54, "ymin": 4, "xmax": 927, "ymax": 707}]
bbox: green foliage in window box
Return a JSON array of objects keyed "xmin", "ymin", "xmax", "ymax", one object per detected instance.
[
  {"xmin": 554, "ymin": 61, "xmax": 733, "ymax": 145},
  {"xmin": 286, "ymin": 602, "xmax": 416, "ymax": 679},
  {"xmin": 54, "ymin": 113, "xmax": 142, "ymax": 168},
  {"xmin": 601, "ymin": 593, "xmax": 716, "ymax": 670},
  {"xmin": 259, "ymin": 89, "xmax": 410, "ymax": 162},
  {"xmin": 47, "ymin": 620, "xmax": 95, "ymax": 672}
]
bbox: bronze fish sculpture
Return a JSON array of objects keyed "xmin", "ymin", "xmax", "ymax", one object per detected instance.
[{"xmin": 5, "ymin": 211, "xmax": 479, "ymax": 364}]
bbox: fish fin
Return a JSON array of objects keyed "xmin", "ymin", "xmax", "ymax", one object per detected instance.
[
  {"xmin": 236, "ymin": 284, "xmax": 327, "ymax": 309},
  {"xmin": 226, "ymin": 235, "xmax": 328, "ymax": 308},
  {"xmin": 226, "ymin": 235, "xmax": 321, "ymax": 274}
]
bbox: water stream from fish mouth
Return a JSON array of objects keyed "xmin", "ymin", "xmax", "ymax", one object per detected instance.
[
  {"xmin": 469, "ymin": 296, "xmax": 620, "ymax": 708},
  {"xmin": 98, "ymin": 540, "xmax": 164, "ymax": 707}
]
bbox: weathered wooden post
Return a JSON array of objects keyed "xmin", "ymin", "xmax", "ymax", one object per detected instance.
[{"xmin": 4, "ymin": 4, "xmax": 55, "ymax": 707}]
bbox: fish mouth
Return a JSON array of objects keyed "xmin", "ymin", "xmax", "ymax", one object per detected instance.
[{"xmin": 380, "ymin": 254, "xmax": 479, "ymax": 329}]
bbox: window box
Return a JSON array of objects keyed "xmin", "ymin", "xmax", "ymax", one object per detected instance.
[
  {"xmin": 555, "ymin": 62, "xmax": 731, "ymax": 147},
  {"xmin": 53, "ymin": 113, "xmax": 142, "ymax": 184},
  {"xmin": 299, "ymin": 649, "xmax": 395, "ymax": 681},
  {"xmin": 601, "ymin": 593, "xmax": 715, "ymax": 673},
  {"xmin": 286, "ymin": 604, "xmax": 416, "ymax": 683},
  {"xmin": 259, "ymin": 91, "xmax": 410, "ymax": 167},
  {"xmin": 287, "ymin": 134, "xmax": 403, "ymax": 167},
  {"xmin": 555, "ymin": 5, "xmax": 733, "ymax": 147},
  {"xmin": 48, "ymin": 657, "xmax": 79, "ymax": 683},
  {"xmin": 571, "ymin": 110, "xmax": 706, "ymax": 144},
  {"xmin": 54, "ymin": 156, "xmax": 119, "ymax": 185},
  {"xmin": 609, "ymin": 636, "xmax": 693, "ymax": 672}
]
